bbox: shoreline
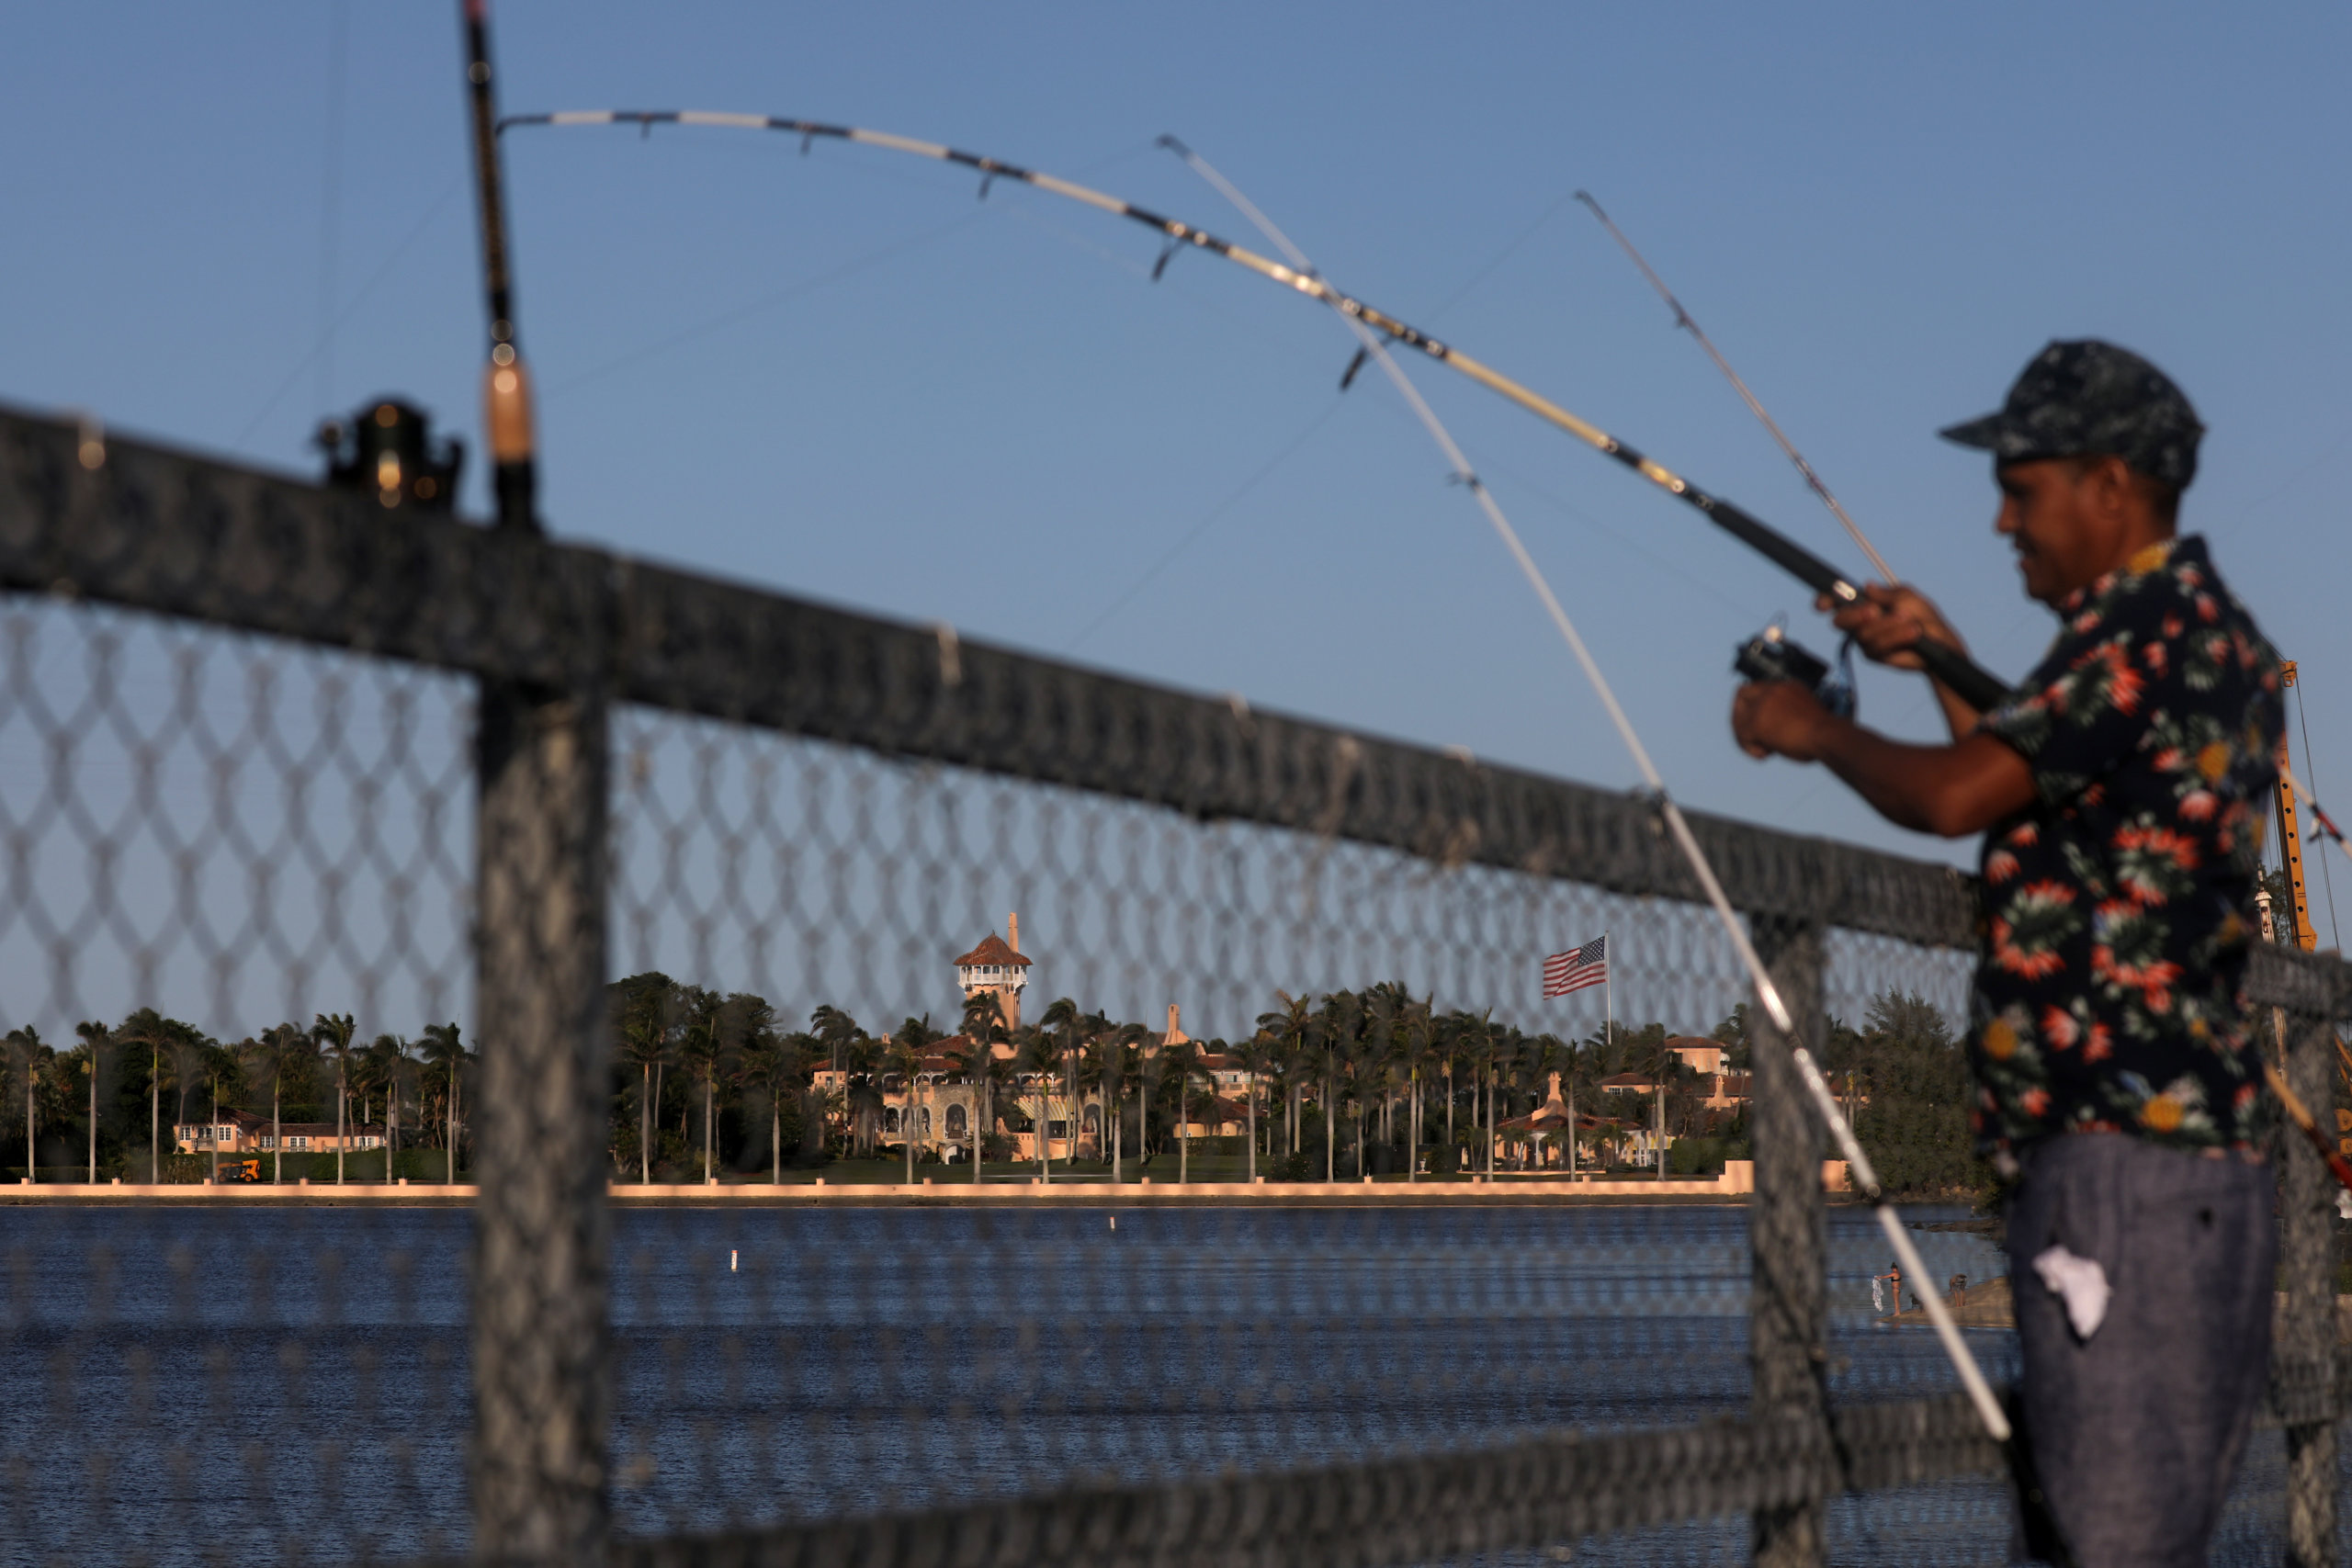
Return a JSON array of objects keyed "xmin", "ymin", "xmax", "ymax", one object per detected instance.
[{"xmin": 0, "ymin": 1173, "xmax": 1801, "ymax": 1208}]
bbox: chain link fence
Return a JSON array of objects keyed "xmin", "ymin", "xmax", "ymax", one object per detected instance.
[{"xmin": 2, "ymin": 401, "xmax": 2348, "ymax": 1566}]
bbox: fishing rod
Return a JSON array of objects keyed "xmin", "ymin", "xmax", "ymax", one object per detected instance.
[
  {"xmin": 2265, "ymin": 1062, "xmax": 2352, "ymax": 1194},
  {"xmin": 1161, "ymin": 136, "xmax": 2015, "ymax": 1449},
  {"xmin": 1574, "ymin": 191, "xmax": 1897, "ymax": 586},
  {"xmin": 1578, "ymin": 187, "xmax": 2345, "ymax": 1194},
  {"xmin": 494, "ymin": 107, "xmax": 2012, "ymax": 712},
  {"xmin": 461, "ymin": 0, "xmax": 537, "ymax": 532},
  {"xmin": 2285, "ymin": 764, "xmax": 2352, "ymax": 870}
]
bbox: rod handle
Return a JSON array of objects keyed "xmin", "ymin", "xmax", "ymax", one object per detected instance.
[{"xmin": 1914, "ymin": 637, "xmax": 2010, "ymax": 713}]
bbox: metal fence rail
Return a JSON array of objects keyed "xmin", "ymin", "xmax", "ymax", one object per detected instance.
[{"xmin": 3, "ymin": 400, "xmax": 2348, "ymax": 1568}]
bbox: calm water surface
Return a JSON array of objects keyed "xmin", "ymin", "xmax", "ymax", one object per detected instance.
[{"xmin": 0, "ymin": 1201, "xmax": 2299, "ymax": 1564}]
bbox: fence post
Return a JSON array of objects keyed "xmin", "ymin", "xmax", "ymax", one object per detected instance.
[
  {"xmin": 2280, "ymin": 995, "xmax": 2338, "ymax": 1568},
  {"xmin": 1749, "ymin": 913, "xmax": 1829, "ymax": 1568},
  {"xmin": 471, "ymin": 678, "xmax": 611, "ymax": 1563}
]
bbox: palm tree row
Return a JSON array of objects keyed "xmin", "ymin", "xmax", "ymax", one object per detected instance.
[
  {"xmin": 4, "ymin": 985, "xmax": 1959, "ymax": 1187},
  {"xmin": 0, "ymin": 1013, "xmax": 470, "ymax": 1183},
  {"xmin": 598, "ymin": 973, "xmax": 1770, "ymax": 1184}
]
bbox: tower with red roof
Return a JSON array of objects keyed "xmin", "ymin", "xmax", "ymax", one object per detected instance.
[{"xmin": 952, "ymin": 912, "xmax": 1033, "ymax": 1033}]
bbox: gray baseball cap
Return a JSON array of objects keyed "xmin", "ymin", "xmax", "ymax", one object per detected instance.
[{"xmin": 1940, "ymin": 339, "xmax": 2203, "ymax": 489}]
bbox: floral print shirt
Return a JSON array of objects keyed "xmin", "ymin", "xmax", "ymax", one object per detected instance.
[{"xmin": 1970, "ymin": 535, "xmax": 2283, "ymax": 1156}]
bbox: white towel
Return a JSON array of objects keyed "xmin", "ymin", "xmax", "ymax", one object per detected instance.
[{"xmin": 2032, "ymin": 1243, "xmax": 2112, "ymax": 1340}]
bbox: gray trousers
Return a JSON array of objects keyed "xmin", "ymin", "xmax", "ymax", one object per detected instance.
[{"xmin": 2006, "ymin": 1132, "xmax": 2277, "ymax": 1568}]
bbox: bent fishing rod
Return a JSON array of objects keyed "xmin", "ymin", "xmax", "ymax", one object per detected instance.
[
  {"xmin": 1577, "ymin": 186, "xmax": 2346, "ymax": 1202},
  {"xmin": 1164, "ymin": 137, "xmax": 2015, "ymax": 1449},
  {"xmin": 1575, "ymin": 191, "xmax": 1897, "ymax": 586},
  {"xmin": 495, "ymin": 107, "xmax": 2013, "ymax": 713}
]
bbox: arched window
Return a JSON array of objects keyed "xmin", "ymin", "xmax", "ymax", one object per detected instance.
[
  {"xmin": 883, "ymin": 1108, "xmax": 899, "ymax": 1135},
  {"xmin": 919, "ymin": 1107, "xmax": 933, "ymax": 1136},
  {"xmin": 945, "ymin": 1103, "xmax": 968, "ymax": 1139},
  {"xmin": 1082, "ymin": 1105, "xmax": 1101, "ymax": 1138}
]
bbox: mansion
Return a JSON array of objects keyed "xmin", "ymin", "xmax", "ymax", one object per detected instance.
[
  {"xmin": 175, "ymin": 1110, "xmax": 387, "ymax": 1155},
  {"xmin": 820, "ymin": 914, "xmax": 1248, "ymax": 1163}
]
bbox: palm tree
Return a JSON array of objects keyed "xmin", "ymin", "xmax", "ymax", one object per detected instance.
[
  {"xmin": 1394, "ymin": 997, "xmax": 1432, "ymax": 1180},
  {"xmin": 1560, "ymin": 1030, "xmax": 1590, "ymax": 1176},
  {"xmin": 1645, "ymin": 1030, "xmax": 1683, "ymax": 1176},
  {"xmin": 809, "ymin": 1004, "xmax": 861, "ymax": 1084},
  {"xmin": 165, "ymin": 1024, "xmax": 209, "ymax": 1135},
  {"xmin": 1314, "ymin": 991, "xmax": 1365, "ymax": 1182},
  {"xmin": 115, "ymin": 1009, "xmax": 177, "ymax": 1184},
  {"xmin": 1036, "ymin": 997, "xmax": 1089, "ymax": 1180},
  {"xmin": 1112, "ymin": 1021, "xmax": 1150, "ymax": 1180},
  {"xmin": 1023, "ymin": 1008, "xmax": 1071, "ymax": 1182},
  {"xmin": 366, "ymin": 1034, "xmax": 410, "ymax": 1179},
  {"xmin": 1451, "ymin": 1009, "xmax": 1495, "ymax": 1177},
  {"xmin": 1131, "ymin": 1021, "xmax": 1163, "ymax": 1174},
  {"xmin": 1169, "ymin": 1036, "xmax": 1210, "ymax": 1185},
  {"xmin": 881, "ymin": 1028, "xmax": 921, "ymax": 1186},
  {"xmin": 733, "ymin": 1025, "xmax": 802, "ymax": 1186},
  {"xmin": 708, "ymin": 993, "xmax": 775, "ymax": 1182},
  {"xmin": 5, "ymin": 1026, "xmax": 51, "ymax": 1181},
  {"xmin": 1437, "ymin": 1014, "xmax": 1460, "ymax": 1171},
  {"xmin": 613, "ymin": 974, "xmax": 676, "ymax": 1183},
  {"xmin": 780, "ymin": 1030, "xmax": 825, "ymax": 1167},
  {"xmin": 1236, "ymin": 1028, "xmax": 1281, "ymax": 1182},
  {"xmin": 1257, "ymin": 991, "xmax": 1314, "ymax": 1165},
  {"xmin": 1072, "ymin": 1018, "xmax": 1124, "ymax": 1180},
  {"xmin": 311, "ymin": 1012, "xmax": 357, "ymax": 1186},
  {"xmin": 241, "ymin": 1023, "xmax": 310, "ymax": 1184},
  {"xmin": 959, "ymin": 991, "xmax": 1007, "ymax": 1182},
  {"xmin": 72, "ymin": 1020, "xmax": 113, "ymax": 1183},
  {"xmin": 890, "ymin": 1014, "xmax": 945, "ymax": 1185},
  {"xmin": 204, "ymin": 1039, "xmax": 242, "ymax": 1183},
  {"xmin": 674, "ymin": 987, "xmax": 727, "ymax": 1183},
  {"xmin": 835, "ymin": 1029, "xmax": 884, "ymax": 1158},
  {"xmin": 419, "ymin": 1022, "xmax": 466, "ymax": 1184}
]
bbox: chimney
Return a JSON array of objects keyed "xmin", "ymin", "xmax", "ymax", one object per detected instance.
[
  {"xmin": 1167, "ymin": 1003, "xmax": 1180, "ymax": 1039},
  {"xmin": 1008, "ymin": 912, "xmax": 1019, "ymax": 954}
]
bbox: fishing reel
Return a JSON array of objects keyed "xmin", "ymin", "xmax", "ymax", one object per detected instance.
[{"xmin": 1734, "ymin": 620, "xmax": 1856, "ymax": 718}]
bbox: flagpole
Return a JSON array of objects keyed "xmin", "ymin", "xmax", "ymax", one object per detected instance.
[{"xmin": 1600, "ymin": 929, "xmax": 1611, "ymax": 1179}]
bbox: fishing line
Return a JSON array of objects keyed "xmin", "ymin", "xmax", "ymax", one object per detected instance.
[
  {"xmin": 315, "ymin": 0, "xmax": 349, "ymax": 422},
  {"xmin": 495, "ymin": 107, "xmax": 2010, "ymax": 710},
  {"xmin": 1423, "ymin": 191, "xmax": 1578, "ymax": 323},
  {"xmin": 1163, "ymin": 136, "xmax": 2011, "ymax": 1445},
  {"xmin": 537, "ymin": 141, "xmax": 1154, "ymax": 399},
  {"xmin": 2293, "ymin": 681, "xmax": 2342, "ymax": 949},
  {"xmin": 1576, "ymin": 192, "xmax": 1896, "ymax": 585},
  {"xmin": 2282, "ymin": 764, "xmax": 2352, "ymax": 875},
  {"xmin": 542, "ymin": 207, "xmax": 995, "ymax": 400},
  {"xmin": 230, "ymin": 179, "xmax": 466, "ymax": 451},
  {"xmin": 1065, "ymin": 397, "xmax": 1347, "ymax": 655},
  {"xmin": 2235, "ymin": 423, "xmax": 2352, "ymax": 519}
]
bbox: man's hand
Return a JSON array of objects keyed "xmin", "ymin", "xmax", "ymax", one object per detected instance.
[
  {"xmin": 1818, "ymin": 583, "xmax": 1965, "ymax": 672},
  {"xmin": 1821, "ymin": 582, "xmax": 1985, "ymax": 740},
  {"xmin": 1732, "ymin": 680, "xmax": 1838, "ymax": 761},
  {"xmin": 1729, "ymin": 674, "xmax": 2037, "ymax": 838}
]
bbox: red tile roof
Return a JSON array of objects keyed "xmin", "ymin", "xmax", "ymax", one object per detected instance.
[{"xmin": 952, "ymin": 932, "xmax": 1032, "ymax": 968}]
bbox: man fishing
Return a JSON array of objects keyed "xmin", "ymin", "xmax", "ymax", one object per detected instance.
[{"xmin": 1730, "ymin": 341, "xmax": 2285, "ymax": 1568}]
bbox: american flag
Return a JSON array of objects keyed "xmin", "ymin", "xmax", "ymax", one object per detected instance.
[{"xmin": 1543, "ymin": 935, "xmax": 1608, "ymax": 998}]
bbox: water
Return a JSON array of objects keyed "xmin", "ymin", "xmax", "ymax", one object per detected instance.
[{"xmin": 0, "ymin": 1200, "xmax": 2299, "ymax": 1565}]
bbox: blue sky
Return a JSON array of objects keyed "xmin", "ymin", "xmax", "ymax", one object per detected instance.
[{"xmin": 9, "ymin": 1, "xmax": 2352, "ymax": 926}]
